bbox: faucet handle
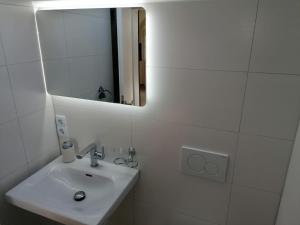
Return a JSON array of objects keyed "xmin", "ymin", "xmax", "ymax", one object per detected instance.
[
  {"xmin": 76, "ymin": 143, "xmax": 97, "ymax": 159},
  {"xmin": 94, "ymin": 146, "xmax": 105, "ymax": 160},
  {"xmin": 128, "ymin": 147, "xmax": 136, "ymax": 162}
]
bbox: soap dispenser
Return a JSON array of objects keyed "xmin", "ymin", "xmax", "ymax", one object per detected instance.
[{"xmin": 61, "ymin": 140, "xmax": 76, "ymax": 163}]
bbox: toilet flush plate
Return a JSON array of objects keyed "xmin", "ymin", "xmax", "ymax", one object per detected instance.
[{"xmin": 181, "ymin": 146, "xmax": 229, "ymax": 183}]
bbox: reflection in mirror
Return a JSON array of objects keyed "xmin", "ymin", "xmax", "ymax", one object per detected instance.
[{"xmin": 36, "ymin": 8, "xmax": 146, "ymax": 106}]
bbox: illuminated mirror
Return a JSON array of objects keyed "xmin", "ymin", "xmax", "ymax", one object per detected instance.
[{"xmin": 36, "ymin": 7, "xmax": 146, "ymax": 106}]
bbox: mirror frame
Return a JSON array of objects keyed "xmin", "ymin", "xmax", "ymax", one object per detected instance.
[{"xmin": 33, "ymin": 1, "xmax": 147, "ymax": 107}]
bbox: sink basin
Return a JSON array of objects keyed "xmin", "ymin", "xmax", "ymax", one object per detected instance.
[{"xmin": 5, "ymin": 156, "xmax": 139, "ymax": 225}]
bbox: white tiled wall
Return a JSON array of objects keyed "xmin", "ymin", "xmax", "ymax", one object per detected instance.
[
  {"xmin": 0, "ymin": 0, "xmax": 299, "ymax": 225},
  {"xmin": 276, "ymin": 123, "xmax": 300, "ymax": 225},
  {"xmin": 53, "ymin": 1, "xmax": 300, "ymax": 225},
  {"xmin": 0, "ymin": 3, "xmax": 59, "ymax": 225}
]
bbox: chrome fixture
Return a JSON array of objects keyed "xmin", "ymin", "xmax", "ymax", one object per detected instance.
[
  {"xmin": 76, "ymin": 143, "xmax": 105, "ymax": 167},
  {"xmin": 73, "ymin": 191, "xmax": 86, "ymax": 202},
  {"xmin": 128, "ymin": 147, "xmax": 136, "ymax": 163},
  {"xmin": 113, "ymin": 146, "xmax": 138, "ymax": 168}
]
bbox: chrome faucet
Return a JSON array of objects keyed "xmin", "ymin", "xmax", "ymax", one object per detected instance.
[{"xmin": 76, "ymin": 143, "xmax": 105, "ymax": 167}]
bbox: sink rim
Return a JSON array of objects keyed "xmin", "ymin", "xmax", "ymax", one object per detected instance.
[{"xmin": 5, "ymin": 156, "xmax": 139, "ymax": 225}]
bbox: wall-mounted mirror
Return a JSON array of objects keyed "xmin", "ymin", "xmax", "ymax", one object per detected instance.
[{"xmin": 36, "ymin": 7, "xmax": 146, "ymax": 106}]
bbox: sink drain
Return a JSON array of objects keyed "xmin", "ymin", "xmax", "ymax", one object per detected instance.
[{"xmin": 74, "ymin": 191, "xmax": 86, "ymax": 201}]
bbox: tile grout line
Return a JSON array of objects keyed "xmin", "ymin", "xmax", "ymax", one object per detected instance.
[
  {"xmin": 248, "ymin": 71, "xmax": 300, "ymax": 76},
  {"xmin": 146, "ymin": 64, "xmax": 248, "ymax": 73},
  {"xmin": 112, "ymin": 108, "xmax": 297, "ymax": 141},
  {"xmin": 224, "ymin": 133, "xmax": 241, "ymax": 225},
  {"xmin": 0, "ymin": 1, "xmax": 31, "ymax": 8},
  {"xmin": 52, "ymin": 103, "xmax": 295, "ymax": 145},
  {"xmin": 4, "ymin": 59, "xmax": 41, "ymax": 67},
  {"xmin": 225, "ymin": 0, "xmax": 261, "ymax": 224},
  {"xmin": 42, "ymin": 53, "xmax": 107, "ymax": 61},
  {"xmin": 233, "ymin": 183, "xmax": 282, "ymax": 196},
  {"xmin": 239, "ymin": 131, "xmax": 295, "ymax": 142},
  {"xmin": 56, "ymin": 10, "xmax": 110, "ymax": 19},
  {"xmin": 146, "ymin": 65, "xmax": 300, "ymax": 77}
]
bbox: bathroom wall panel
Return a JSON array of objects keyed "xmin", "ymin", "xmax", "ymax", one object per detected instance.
[
  {"xmin": 227, "ymin": 185, "xmax": 280, "ymax": 225},
  {"xmin": 240, "ymin": 73, "xmax": 300, "ymax": 140},
  {"xmin": 250, "ymin": 0, "xmax": 300, "ymax": 74},
  {"xmin": 64, "ymin": 11, "xmax": 111, "ymax": 57},
  {"xmin": 19, "ymin": 98, "xmax": 59, "ymax": 162},
  {"xmin": 53, "ymin": 1, "xmax": 300, "ymax": 225},
  {"xmin": 0, "ymin": 66, "xmax": 17, "ymax": 124},
  {"xmin": 37, "ymin": 11, "xmax": 67, "ymax": 60},
  {"xmin": 53, "ymin": 97, "xmax": 132, "ymax": 151},
  {"xmin": 233, "ymin": 134, "xmax": 294, "ymax": 193},
  {"xmin": 276, "ymin": 124, "xmax": 300, "ymax": 225},
  {"xmin": 0, "ymin": 38, "xmax": 5, "ymax": 66},
  {"xmin": 131, "ymin": 117, "xmax": 237, "ymax": 224},
  {"xmin": 0, "ymin": 121, "xmax": 27, "ymax": 179},
  {"xmin": 0, "ymin": 0, "xmax": 298, "ymax": 225},
  {"xmin": 0, "ymin": 4, "xmax": 39, "ymax": 65},
  {"xmin": 8, "ymin": 61, "xmax": 46, "ymax": 116},
  {"xmin": 142, "ymin": 67, "xmax": 247, "ymax": 132},
  {"xmin": 146, "ymin": 0, "xmax": 257, "ymax": 71},
  {"xmin": 44, "ymin": 59, "xmax": 71, "ymax": 96},
  {"xmin": 0, "ymin": 3, "xmax": 59, "ymax": 225}
]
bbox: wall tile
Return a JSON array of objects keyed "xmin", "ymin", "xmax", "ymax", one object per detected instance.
[
  {"xmin": 132, "ymin": 117, "xmax": 237, "ymax": 224},
  {"xmin": 240, "ymin": 73, "xmax": 300, "ymax": 140},
  {"xmin": 53, "ymin": 96, "xmax": 132, "ymax": 151},
  {"xmin": 234, "ymin": 134, "xmax": 293, "ymax": 193},
  {"xmin": 19, "ymin": 98, "xmax": 59, "ymax": 162},
  {"xmin": 0, "ymin": 36, "xmax": 5, "ymax": 66},
  {"xmin": 64, "ymin": 11, "xmax": 112, "ymax": 57},
  {"xmin": 68, "ymin": 8, "xmax": 110, "ymax": 19},
  {"xmin": 44, "ymin": 59, "xmax": 71, "ymax": 96},
  {"xmin": 133, "ymin": 201, "xmax": 169, "ymax": 225},
  {"xmin": 227, "ymin": 185, "xmax": 280, "ymax": 225},
  {"xmin": 144, "ymin": 67, "xmax": 246, "ymax": 131},
  {"xmin": 0, "ymin": 4, "xmax": 39, "ymax": 64},
  {"xmin": 275, "ymin": 123, "xmax": 300, "ymax": 225},
  {"xmin": 168, "ymin": 211, "xmax": 217, "ymax": 225},
  {"xmin": 0, "ymin": 66, "xmax": 17, "ymax": 124},
  {"xmin": 250, "ymin": 0, "xmax": 300, "ymax": 74},
  {"xmin": 0, "ymin": 120, "xmax": 27, "ymax": 179},
  {"xmin": 36, "ymin": 10, "xmax": 67, "ymax": 60},
  {"xmin": 8, "ymin": 61, "xmax": 46, "ymax": 116},
  {"xmin": 146, "ymin": 0, "xmax": 257, "ymax": 71},
  {"xmin": 27, "ymin": 146, "xmax": 60, "ymax": 175},
  {"xmin": 0, "ymin": 0, "xmax": 30, "ymax": 6},
  {"xmin": 172, "ymin": 177, "xmax": 231, "ymax": 225},
  {"xmin": 68, "ymin": 56, "xmax": 112, "ymax": 98},
  {"xmin": 133, "ymin": 201, "xmax": 218, "ymax": 225}
]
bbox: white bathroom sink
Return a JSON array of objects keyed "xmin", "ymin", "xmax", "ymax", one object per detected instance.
[{"xmin": 5, "ymin": 156, "xmax": 139, "ymax": 225}]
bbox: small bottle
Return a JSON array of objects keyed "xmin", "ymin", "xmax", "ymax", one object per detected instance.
[{"xmin": 61, "ymin": 140, "xmax": 75, "ymax": 163}]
